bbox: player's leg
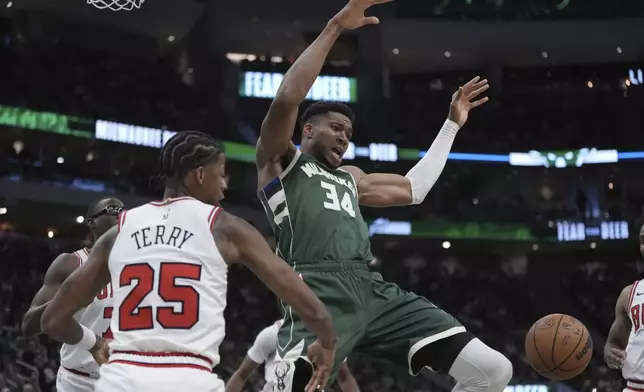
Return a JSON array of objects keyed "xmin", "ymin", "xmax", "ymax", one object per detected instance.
[
  {"xmin": 56, "ymin": 367, "xmax": 96, "ymax": 392},
  {"xmin": 358, "ymin": 274, "xmax": 512, "ymax": 392},
  {"xmin": 409, "ymin": 333, "xmax": 512, "ymax": 392},
  {"xmin": 274, "ymin": 268, "xmax": 365, "ymax": 391}
]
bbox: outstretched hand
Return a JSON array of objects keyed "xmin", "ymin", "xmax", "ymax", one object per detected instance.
[
  {"xmin": 306, "ymin": 339, "xmax": 336, "ymax": 392},
  {"xmin": 448, "ymin": 76, "xmax": 490, "ymax": 128},
  {"xmin": 330, "ymin": 0, "xmax": 393, "ymax": 30}
]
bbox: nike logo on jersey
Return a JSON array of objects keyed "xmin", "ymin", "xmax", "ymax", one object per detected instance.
[
  {"xmin": 637, "ymin": 292, "xmax": 644, "ymax": 296},
  {"xmin": 130, "ymin": 225, "xmax": 194, "ymax": 250}
]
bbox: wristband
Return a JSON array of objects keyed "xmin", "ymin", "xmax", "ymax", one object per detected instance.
[{"xmin": 74, "ymin": 325, "xmax": 97, "ymax": 351}]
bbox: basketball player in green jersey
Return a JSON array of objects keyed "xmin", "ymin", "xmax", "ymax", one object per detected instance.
[{"xmin": 256, "ymin": 1, "xmax": 513, "ymax": 391}]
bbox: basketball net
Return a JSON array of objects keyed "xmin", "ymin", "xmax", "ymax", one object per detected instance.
[{"xmin": 87, "ymin": 0, "xmax": 144, "ymax": 11}]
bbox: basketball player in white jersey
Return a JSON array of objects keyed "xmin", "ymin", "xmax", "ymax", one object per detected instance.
[
  {"xmin": 605, "ymin": 224, "xmax": 644, "ymax": 391},
  {"xmin": 227, "ymin": 319, "xmax": 359, "ymax": 392},
  {"xmin": 41, "ymin": 131, "xmax": 337, "ymax": 392},
  {"xmin": 21, "ymin": 197, "xmax": 125, "ymax": 392}
]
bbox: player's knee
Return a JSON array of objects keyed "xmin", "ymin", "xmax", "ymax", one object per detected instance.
[
  {"xmin": 486, "ymin": 352, "xmax": 513, "ymax": 391},
  {"xmin": 465, "ymin": 344, "xmax": 512, "ymax": 391},
  {"xmin": 450, "ymin": 338, "xmax": 512, "ymax": 392}
]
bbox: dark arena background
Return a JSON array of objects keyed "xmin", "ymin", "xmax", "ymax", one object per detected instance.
[{"xmin": 2, "ymin": 0, "xmax": 644, "ymax": 391}]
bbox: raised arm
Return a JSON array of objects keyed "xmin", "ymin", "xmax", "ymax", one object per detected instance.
[
  {"xmin": 41, "ymin": 227, "xmax": 116, "ymax": 354},
  {"xmin": 605, "ymin": 284, "xmax": 633, "ymax": 370},
  {"xmin": 340, "ymin": 77, "xmax": 489, "ymax": 207},
  {"xmin": 22, "ymin": 253, "xmax": 78, "ymax": 337},
  {"xmin": 256, "ymin": 0, "xmax": 391, "ymax": 171}
]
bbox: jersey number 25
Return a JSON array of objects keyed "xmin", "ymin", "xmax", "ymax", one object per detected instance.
[{"xmin": 118, "ymin": 262, "xmax": 201, "ymax": 331}]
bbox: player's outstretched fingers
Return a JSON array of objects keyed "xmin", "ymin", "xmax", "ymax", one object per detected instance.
[
  {"xmin": 468, "ymin": 82, "xmax": 489, "ymax": 99},
  {"xmin": 470, "ymin": 97, "xmax": 490, "ymax": 108},
  {"xmin": 318, "ymin": 365, "xmax": 331, "ymax": 391},
  {"xmin": 464, "ymin": 76, "xmax": 480, "ymax": 88},
  {"xmin": 305, "ymin": 367, "xmax": 323, "ymax": 392}
]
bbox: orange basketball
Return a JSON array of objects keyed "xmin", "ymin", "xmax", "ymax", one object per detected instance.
[{"xmin": 525, "ymin": 314, "xmax": 593, "ymax": 380}]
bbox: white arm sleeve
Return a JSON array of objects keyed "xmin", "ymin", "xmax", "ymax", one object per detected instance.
[
  {"xmin": 405, "ymin": 119, "xmax": 459, "ymax": 205},
  {"xmin": 247, "ymin": 322, "xmax": 280, "ymax": 364}
]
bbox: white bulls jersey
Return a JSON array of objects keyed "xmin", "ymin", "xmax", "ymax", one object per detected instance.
[
  {"xmin": 623, "ymin": 279, "xmax": 644, "ymax": 388},
  {"xmin": 247, "ymin": 320, "xmax": 283, "ymax": 392},
  {"xmin": 106, "ymin": 197, "xmax": 228, "ymax": 371},
  {"xmin": 59, "ymin": 248, "xmax": 114, "ymax": 378}
]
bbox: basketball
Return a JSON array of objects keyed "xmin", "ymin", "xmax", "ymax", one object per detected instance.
[{"xmin": 524, "ymin": 314, "xmax": 593, "ymax": 380}]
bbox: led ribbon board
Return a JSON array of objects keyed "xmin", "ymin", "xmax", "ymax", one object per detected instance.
[{"xmin": 239, "ymin": 71, "xmax": 358, "ymax": 103}]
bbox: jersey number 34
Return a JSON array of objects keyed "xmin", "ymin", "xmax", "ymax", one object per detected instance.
[
  {"xmin": 118, "ymin": 262, "xmax": 201, "ymax": 331},
  {"xmin": 321, "ymin": 180, "xmax": 356, "ymax": 218}
]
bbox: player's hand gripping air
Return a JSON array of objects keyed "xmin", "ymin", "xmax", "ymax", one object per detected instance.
[
  {"xmin": 330, "ymin": 0, "xmax": 393, "ymax": 29},
  {"xmin": 306, "ymin": 339, "xmax": 335, "ymax": 392},
  {"xmin": 447, "ymin": 76, "xmax": 490, "ymax": 128}
]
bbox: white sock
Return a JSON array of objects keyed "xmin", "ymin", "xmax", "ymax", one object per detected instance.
[{"xmin": 448, "ymin": 338, "xmax": 513, "ymax": 392}]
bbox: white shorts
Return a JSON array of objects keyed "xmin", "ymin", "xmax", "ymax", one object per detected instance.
[
  {"xmin": 95, "ymin": 353, "xmax": 223, "ymax": 392},
  {"xmin": 56, "ymin": 367, "xmax": 97, "ymax": 392}
]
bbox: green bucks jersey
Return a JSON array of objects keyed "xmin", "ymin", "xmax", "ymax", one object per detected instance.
[{"xmin": 259, "ymin": 150, "xmax": 373, "ymax": 267}]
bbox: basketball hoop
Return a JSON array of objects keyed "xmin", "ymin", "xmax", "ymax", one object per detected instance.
[{"xmin": 87, "ymin": 0, "xmax": 144, "ymax": 11}]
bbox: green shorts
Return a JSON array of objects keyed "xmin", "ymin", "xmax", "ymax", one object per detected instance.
[{"xmin": 275, "ymin": 262, "xmax": 465, "ymax": 387}]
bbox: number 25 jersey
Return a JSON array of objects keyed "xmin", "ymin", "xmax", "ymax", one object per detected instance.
[{"xmin": 107, "ymin": 198, "xmax": 228, "ymax": 368}]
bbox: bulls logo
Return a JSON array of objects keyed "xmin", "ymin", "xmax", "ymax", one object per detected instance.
[{"xmin": 275, "ymin": 361, "xmax": 291, "ymax": 391}]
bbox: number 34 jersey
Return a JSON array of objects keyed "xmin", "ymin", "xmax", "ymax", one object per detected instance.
[
  {"xmin": 107, "ymin": 198, "xmax": 228, "ymax": 368},
  {"xmin": 259, "ymin": 150, "xmax": 373, "ymax": 267}
]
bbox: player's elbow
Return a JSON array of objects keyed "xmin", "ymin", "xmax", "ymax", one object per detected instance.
[
  {"xmin": 273, "ymin": 84, "xmax": 306, "ymax": 107},
  {"xmin": 40, "ymin": 308, "xmax": 61, "ymax": 337},
  {"xmin": 21, "ymin": 313, "xmax": 38, "ymax": 337}
]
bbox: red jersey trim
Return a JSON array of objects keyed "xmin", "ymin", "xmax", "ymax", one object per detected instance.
[
  {"xmin": 62, "ymin": 367, "xmax": 92, "ymax": 378},
  {"xmin": 109, "ymin": 360, "xmax": 211, "ymax": 373},
  {"xmin": 149, "ymin": 197, "xmax": 195, "ymax": 207},
  {"xmin": 74, "ymin": 252, "xmax": 82, "ymax": 267},
  {"xmin": 208, "ymin": 207, "xmax": 223, "ymax": 231},
  {"xmin": 629, "ymin": 280, "xmax": 640, "ymax": 310},
  {"xmin": 111, "ymin": 350, "xmax": 213, "ymax": 366},
  {"xmin": 117, "ymin": 211, "xmax": 128, "ymax": 233}
]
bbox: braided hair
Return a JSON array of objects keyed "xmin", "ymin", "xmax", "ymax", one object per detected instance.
[{"xmin": 158, "ymin": 131, "xmax": 224, "ymax": 187}]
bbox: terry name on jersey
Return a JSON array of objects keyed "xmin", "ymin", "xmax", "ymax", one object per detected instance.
[{"xmin": 130, "ymin": 225, "xmax": 195, "ymax": 250}]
